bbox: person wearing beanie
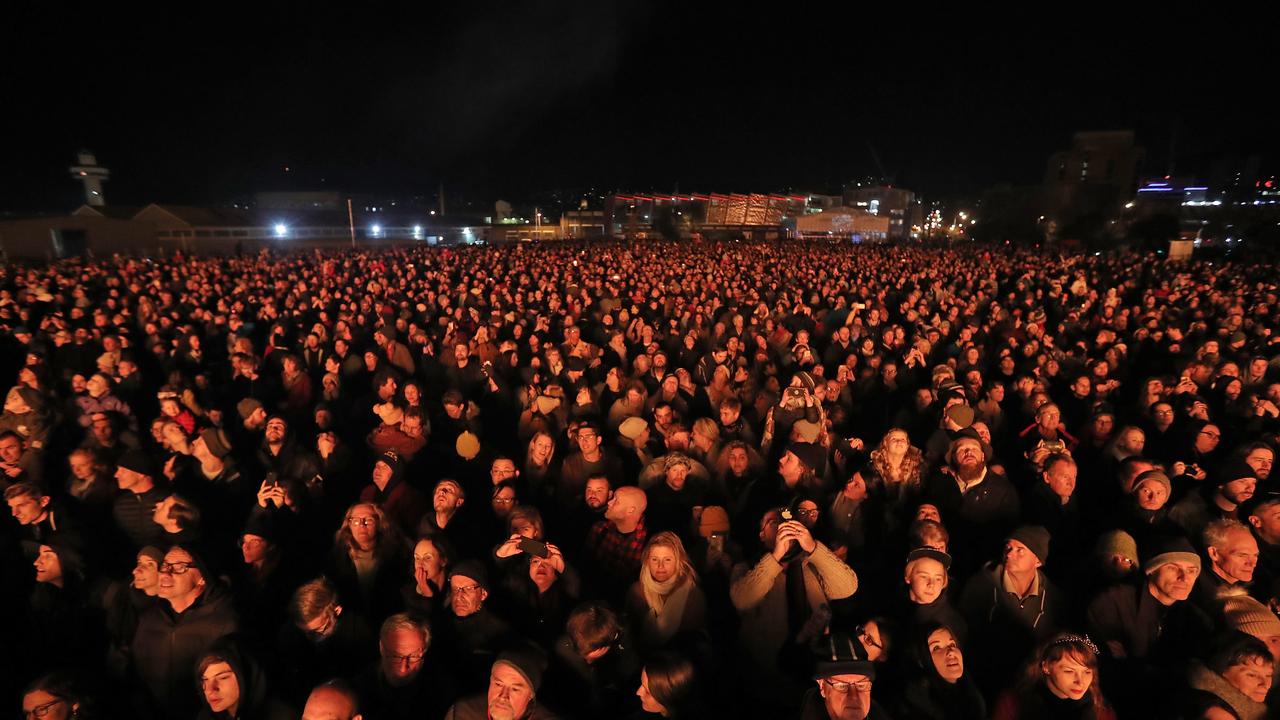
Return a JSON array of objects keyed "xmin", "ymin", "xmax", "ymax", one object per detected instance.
[
  {"xmin": 1087, "ymin": 534, "xmax": 1213, "ymax": 665},
  {"xmin": 442, "ymin": 562, "xmax": 514, "ymax": 694},
  {"xmin": 924, "ymin": 434, "xmax": 1019, "ymax": 577},
  {"xmin": 1169, "ymin": 458, "xmax": 1258, "ymax": 539},
  {"xmin": 957, "ymin": 525, "xmax": 1060, "ymax": 695},
  {"xmin": 358, "ymin": 450, "xmax": 427, "ymax": 538},
  {"xmin": 1092, "ymin": 530, "xmax": 1141, "ymax": 588},
  {"xmin": 779, "ymin": 441, "xmax": 827, "ymax": 494},
  {"xmin": 1222, "ymin": 595, "xmax": 1280, "ymax": 661},
  {"xmin": 113, "ymin": 451, "xmax": 170, "ymax": 554},
  {"xmin": 798, "ymin": 632, "xmax": 892, "ymax": 720},
  {"xmin": 1181, "ymin": 631, "xmax": 1271, "ymax": 720},
  {"xmin": 444, "ymin": 647, "xmax": 556, "ymax": 720}
]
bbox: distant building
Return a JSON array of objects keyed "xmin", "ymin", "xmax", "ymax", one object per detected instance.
[
  {"xmin": 254, "ymin": 191, "xmax": 344, "ymax": 210},
  {"xmin": 1043, "ymin": 131, "xmax": 1144, "ymax": 231},
  {"xmin": 604, "ymin": 193, "xmax": 805, "ymax": 240},
  {"xmin": 0, "ymin": 204, "xmax": 487, "ymax": 259},
  {"xmin": 840, "ymin": 185, "xmax": 920, "ymax": 239},
  {"xmin": 795, "ymin": 207, "xmax": 891, "ymax": 242}
]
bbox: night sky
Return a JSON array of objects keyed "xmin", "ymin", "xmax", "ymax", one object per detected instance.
[{"xmin": 2, "ymin": 4, "xmax": 1273, "ymax": 212}]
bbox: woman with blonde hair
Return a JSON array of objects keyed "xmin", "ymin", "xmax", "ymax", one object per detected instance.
[
  {"xmin": 626, "ymin": 531, "xmax": 707, "ymax": 650},
  {"xmin": 866, "ymin": 427, "xmax": 926, "ymax": 506}
]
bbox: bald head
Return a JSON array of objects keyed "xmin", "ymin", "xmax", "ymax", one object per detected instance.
[
  {"xmin": 302, "ymin": 682, "xmax": 362, "ymax": 720},
  {"xmin": 616, "ymin": 486, "xmax": 647, "ymax": 515}
]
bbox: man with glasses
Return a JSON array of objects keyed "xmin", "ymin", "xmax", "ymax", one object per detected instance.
[
  {"xmin": 354, "ymin": 613, "xmax": 457, "ymax": 720},
  {"xmin": 442, "ymin": 561, "xmax": 514, "ymax": 693},
  {"xmin": 131, "ymin": 545, "xmax": 238, "ymax": 719},
  {"xmin": 801, "ymin": 632, "xmax": 888, "ymax": 719},
  {"xmin": 277, "ymin": 578, "xmax": 377, "ymax": 705}
]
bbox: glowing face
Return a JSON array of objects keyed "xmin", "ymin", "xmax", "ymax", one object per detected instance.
[
  {"xmin": 201, "ymin": 661, "xmax": 240, "ymax": 715},
  {"xmin": 1149, "ymin": 561, "xmax": 1200, "ymax": 604},
  {"xmin": 1043, "ymin": 653, "xmax": 1094, "ymax": 701},
  {"xmin": 449, "ymin": 575, "xmax": 486, "ymax": 617},
  {"xmin": 1134, "ymin": 479, "xmax": 1169, "ymax": 511},
  {"xmin": 648, "ymin": 545, "xmax": 678, "ymax": 584},
  {"xmin": 1003, "ymin": 540, "xmax": 1040, "ymax": 575},
  {"xmin": 133, "ymin": 554, "xmax": 160, "ymax": 593},
  {"xmin": 928, "ymin": 628, "xmax": 964, "ymax": 683},
  {"xmin": 906, "ymin": 558, "xmax": 947, "ymax": 604},
  {"xmin": 1223, "ymin": 656, "xmax": 1273, "ymax": 703}
]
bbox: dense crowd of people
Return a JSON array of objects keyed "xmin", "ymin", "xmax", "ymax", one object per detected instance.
[{"xmin": 2, "ymin": 240, "xmax": 1280, "ymax": 719}]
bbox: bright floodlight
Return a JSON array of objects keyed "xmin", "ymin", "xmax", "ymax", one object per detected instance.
[
  {"xmin": 274, "ymin": 223, "xmax": 288, "ymax": 237},
  {"xmin": 371, "ymin": 224, "xmax": 382, "ymax": 236}
]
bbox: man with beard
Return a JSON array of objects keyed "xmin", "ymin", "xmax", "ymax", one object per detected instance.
[
  {"xmin": 256, "ymin": 415, "xmax": 321, "ymax": 489},
  {"xmin": 1169, "ymin": 459, "xmax": 1259, "ymax": 539},
  {"xmin": 563, "ymin": 475, "xmax": 610, "ymax": 549},
  {"xmin": 445, "ymin": 648, "xmax": 557, "ymax": 720},
  {"xmin": 585, "ymin": 486, "xmax": 648, "ymax": 602},
  {"xmin": 354, "ymin": 613, "xmax": 457, "ymax": 720},
  {"xmin": 924, "ymin": 434, "xmax": 1019, "ymax": 575}
]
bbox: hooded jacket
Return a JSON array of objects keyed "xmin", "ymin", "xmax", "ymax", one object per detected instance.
[
  {"xmin": 132, "ymin": 582, "xmax": 239, "ymax": 720},
  {"xmin": 194, "ymin": 635, "xmax": 294, "ymax": 720}
]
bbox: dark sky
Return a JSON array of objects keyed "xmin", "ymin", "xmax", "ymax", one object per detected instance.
[{"xmin": 2, "ymin": 4, "xmax": 1273, "ymax": 212}]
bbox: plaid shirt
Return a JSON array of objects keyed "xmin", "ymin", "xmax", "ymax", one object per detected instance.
[{"xmin": 587, "ymin": 516, "xmax": 648, "ymax": 587}]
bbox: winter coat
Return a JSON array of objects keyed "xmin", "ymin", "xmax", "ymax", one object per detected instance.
[
  {"xmin": 132, "ymin": 584, "xmax": 239, "ymax": 720},
  {"xmin": 1182, "ymin": 661, "xmax": 1268, "ymax": 720}
]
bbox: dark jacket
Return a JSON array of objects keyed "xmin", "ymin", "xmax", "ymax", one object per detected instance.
[
  {"xmin": 194, "ymin": 635, "xmax": 294, "ymax": 720},
  {"xmin": 132, "ymin": 584, "xmax": 239, "ymax": 720},
  {"xmin": 798, "ymin": 687, "xmax": 894, "ymax": 720},
  {"xmin": 445, "ymin": 693, "xmax": 560, "ymax": 720}
]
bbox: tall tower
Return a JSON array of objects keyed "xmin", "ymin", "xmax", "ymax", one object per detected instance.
[{"xmin": 69, "ymin": 150, "xmax": 110, "ymax": 206}]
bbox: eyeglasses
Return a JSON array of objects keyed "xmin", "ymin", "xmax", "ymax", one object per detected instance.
[
  {"xmin": 451, "ymin": 583, "xmax": 484, "ymax": 595},
  {"xmin": 795, "ymin": 508, "xmax": 819, "ymax": 519},
  {"xmin": 348, "ymin": 517, "xmax": 378, "ymax": 527},
  {"xmin": 1199, "ymin": 430, "xmax": 1221, "ymax": 440},
  {"xmin": 159, "ymin": 561, "xmax": 193, "ymax": 575},
  {"xmin": 492, "ymin": 497, "xmax": 516, "ymax": 505},
  {"xmin": 23, "ymin": 698, "xmax": 66, "ymax": 719},
  {"xmin": 823, "ymin": 678, "xmax": 872, "ymax": 693},
  {"xmin": 856, "ymin": 625, "xmax": 883, "ymax": 651},
  {"xmin": 386, "ymin": 651, "xmax": 425, "ymax": 664},
  {"xmin": 304, "ymin": 609, "xmax": 338, "ymax": 638}
]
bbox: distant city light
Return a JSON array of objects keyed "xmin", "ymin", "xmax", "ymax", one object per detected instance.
[{"xmin": 274, "ymin": 223, "xmax": 288, "ymax": 237}]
